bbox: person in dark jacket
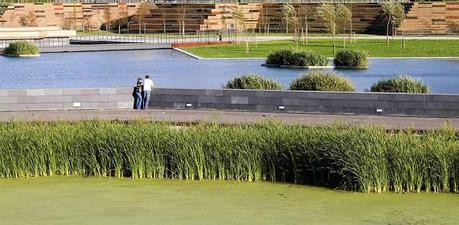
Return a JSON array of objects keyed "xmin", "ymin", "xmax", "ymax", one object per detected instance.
[{"xmin": 132, "ymin": 78, "xmax": 143, "ymax": 110}]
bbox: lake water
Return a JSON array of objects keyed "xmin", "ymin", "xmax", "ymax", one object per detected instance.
[{"xmin": 1, "ymin": 49, "xmax": 458, "ymax": 93}]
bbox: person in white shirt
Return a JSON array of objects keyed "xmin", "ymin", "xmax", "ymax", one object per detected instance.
[{"xmin": 142, "ymin": 75, "xmax": 154, "ymax": 110}]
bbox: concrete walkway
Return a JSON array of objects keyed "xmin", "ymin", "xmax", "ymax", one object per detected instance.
[
  {"xmin": 0, "ymin": 109, "xmax": 457, "ymax": 130},
  {"xmin": 243, "ymin": 35, "xmax": 459, "ymax": 42},
  {"xmin": 40, "ymin": 43, "xmax": 171, "ymax": 53},
  {"xmin": 71, "ymin": 35, "xmax": 459, "ymax": 44}
]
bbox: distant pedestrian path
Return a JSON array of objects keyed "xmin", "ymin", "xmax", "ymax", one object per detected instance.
[{"xmin": 0, "ymin": 109, "xmax": 456, "ymax": 130}]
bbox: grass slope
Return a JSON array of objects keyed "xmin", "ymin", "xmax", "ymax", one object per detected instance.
[
  {"xmin": 183, "ymin": 39, "xmax": 459, "ymax": 58},
  {"xmin": 0, "ymin": 177, "xmax": 458, "ymax": 225}
]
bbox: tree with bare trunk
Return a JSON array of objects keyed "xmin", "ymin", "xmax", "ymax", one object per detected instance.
[
  {"xmin": 318, "ymin": 3, "xmax": 337, "ymax": 54},
  {"xmin": 118, "ymin": 4, "xmax": 129, "ymax": 34},
  {"xmin": 233, "ymin": 8, "xmax": 245, "ymax": 44},
  {"xmin": 103, "ymin": 7, "xmax": 112, "ymax": 33},
  {"xmin": 137, "ymin": 2, "xmax": 150, "ymax": 34},
  {"xmin": 158, "ymin": 6, "xmax": 167, "ymax": 34},
  {"xmin": 336, "ymin": 4, "xmax": 352, "ymax": 48},
  {"xmin": 72, "ymin": 2, "xmax": 77, "ymax": 30},
  {"xmin": 177, "ymin": 0, "xmax": 189, "ymax": 36},
  {"xmin": 18, "ymin": 12, "xmax": 39, "ymax": 27},
  {"xmin": 259, "ymin": 2, "xmax": 270, "ymax": 35},
  {"xmin": 219, "ymin": 4, "xmax": 229, "ymax": 37},
  {"xmin": 300, "ymin": 5, "xmax": 309, "ymax": 45},
  {"xmin": 282, "ymin": 4, "xmax": 300, "ymax": 48},
  {"xmin": 382, "ymin": 1, "xmax": 405, "ymax": 46}
]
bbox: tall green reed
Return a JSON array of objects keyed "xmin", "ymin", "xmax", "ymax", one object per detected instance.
[{"xmin": 0, "ymin": 121, "xmax": 457, "ymax": 193}]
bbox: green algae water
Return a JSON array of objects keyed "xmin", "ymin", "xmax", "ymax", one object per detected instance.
[{"xmin": 0, "ymin": 177, "xmax": 458, "ymax": 225}]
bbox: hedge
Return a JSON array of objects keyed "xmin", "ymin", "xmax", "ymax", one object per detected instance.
[
  {"xmin": 2, "ymin": 41, "xmax": 39, "ymax": 56},
  {"xmin": 290, "ymin": 70, "xmax": 355, "ymax": 92},
  {"xmin": 371, "ymin": 75, "xmax": 430, "ymax": 93},
  {"xmin": 266, "ymin": 49, "xmax": 328, "ymax": 67},
  {"xmin": 334, "ymin": 49, "xmax": 368, "ymax": 69},
  {"xmin": 224, "ymin": 74, "xmax": 283, "ymax": 90}
]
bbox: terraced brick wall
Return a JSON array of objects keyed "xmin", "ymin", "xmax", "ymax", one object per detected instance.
[
  {"xmin": 130, "ymin": 3, "xmax": 384, "ymax": 34},
  {"xmin": 0, "ymin": 3, "xmax": 385, "ymax": 34},
  {"xmin": 400, "ymin": 2, "xmax": 459, "ymax": 35},
  {"xmin": 0, "ymin": 3, "xmax": 138, "ymax": 31}
]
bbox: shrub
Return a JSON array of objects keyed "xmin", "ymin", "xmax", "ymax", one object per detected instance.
[
  {"xmin": 2, "ymin": 41, "xmax": 39, "ymax": 56},
  {"xmin": 334, "ymin": 49, "xmax": 368, "ymax": 69},
  {"xmin": 224, "ymin": 74, "xmax": 283, "ymax": 90},
  {"xmin": 302, "ymin": 51, "xmax": 329, "ymax": 67},
  {"xmin": 370, "ymin": 75, "xmax": 429, "ymax": 93},
  {"xmin": 290, "ymin": 70, "xmax": 355, "ymax": 92},
  {"xmin": 266, "ymin": 48, "xmax": 328, "ymax": 66},
  {"xmin": 0, "ymin": 121, "xmax": 457, "ymax": 193}
]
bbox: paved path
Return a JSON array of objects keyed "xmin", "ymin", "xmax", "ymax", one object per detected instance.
[
  {"xmin": 40, "ymin": 43, "xmax": 171, "ymax": 53},
  {"xmin": 0, "ymin": 109, "xmax": 456, "ymax": 130},
  {"xmin": 244, "ymin": 35, "xmax": 459, "ymax": 41},
  {"xmin": 70, "ymin": 35, "xmax": 459, "ymax": 45}
]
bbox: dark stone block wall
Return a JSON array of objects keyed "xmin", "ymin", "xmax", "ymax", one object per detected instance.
[
  {"xmin": 150, "ymin": 88, "xmax": 459, "ymax": 117},
  {"xmin": 0, "ymin": 87, "xmax": 457, "ymax": 118}
]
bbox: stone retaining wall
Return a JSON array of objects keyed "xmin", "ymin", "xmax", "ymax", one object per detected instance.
[
  {"xmin": 0, "ymin": 87, "xmax": 457, "ymax": 117},
  {"xmin": 0, "ymin": 87, "xmax": 132, "ymax": 111},
  {"xmin": 150, "ymin": 88, "xmax": 459, "ymax": 117}
]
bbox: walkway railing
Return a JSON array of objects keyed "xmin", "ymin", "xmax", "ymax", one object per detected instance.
[
  {"xmin": 0, "ymin": 37, "xmax": 70, "ymax": 48},
  {"xmin": 0, "ymin": 31, "xmax": 238, "ymax": 47},
  {"xmin": 0, "ymin": 0, "xmax": 406, "ymax": 4},
  {"xmin": 72, "ymin": 31, "xmax": 232, "ymax": 45}
]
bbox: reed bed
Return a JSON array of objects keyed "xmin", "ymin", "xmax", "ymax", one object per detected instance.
[{"xmin": 0, "ymin": 121, "xmax": 457, "ymax": 193}]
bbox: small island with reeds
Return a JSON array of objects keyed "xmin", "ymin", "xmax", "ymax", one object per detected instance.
[
  {"xmin": 262, "ymin": 48, "xmax": 332, "ymax": 69},
  {"xmin": 1, "ymin": 41, "xmax": 40, "ymax": 57}
]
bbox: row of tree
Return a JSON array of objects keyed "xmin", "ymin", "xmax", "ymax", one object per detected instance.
[
  {"xmin": 15, "ymin": 1, "xmax": 406, "ymax": 42},
  {"xmin": 281, "ymin": 1, "xmax": 406, "ymax": 52}
]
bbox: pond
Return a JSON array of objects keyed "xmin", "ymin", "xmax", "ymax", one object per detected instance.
[{"xmin": 1, "ymin": 49, "xmax": 458, "ymax": 93}]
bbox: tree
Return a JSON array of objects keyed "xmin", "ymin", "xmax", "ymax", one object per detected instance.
[
  {"xmin": 118, "ymin": 4, "xmax": 129, "ymax": 34},
  {"xmin": 83, "ymin": 17, "xmax": 95, "ymax": 32},
  {"xmin": 382, "ymin": 1, "xmax": 405, "ymax": 46},
  {"xmin": 261, "ymin": 3, "xmax": 270, "ymax": 35},
  {"xmin": 103, "ymin": 7, "xmax": 112, "ymax": 33},
  {"xmin": 137, "ymin": 2, "xmax": 150, "ymax": 34},
  {"xmin": 158, "ymin": 5, "xmax": 167, "ymax": 34},
  {"xmin": 300, "ymin": 5, "xmax": 309, "ymax": 45},
  {"xmin": 72, "ymin": 2, "xmax": 77, "ymax": 30},
  {"xmin": 18, "ymin": 12, "xmax": 39, "ymax": 27},
  {"xmin": 282, "ymin": 4, "xmax": 300, "ymax": 48},
  {"xmin": 177, "ymin": 0, "xmax": 189, "ymax": 36},
  {"xmin": 233, "ymin": 8, "xmax": 245, "ymax": 45},
  {"xmin": 318, "ymin": 3, "xmax": 337, "ymax": 54},
  {"xmin": 336, "ymin": 4, "xmax": 352, "ymax": 48}
]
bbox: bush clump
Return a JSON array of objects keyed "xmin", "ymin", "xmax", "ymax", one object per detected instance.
[
  {"xmin": 290, "ymin": 70, "xmax": 355, "ymax": 92},
  {"xmin": 2, "ymin": 41, "xmax": 39, "ymax": 56},
  {"xmin": 266, "ymin": 48, "xmax": 328, "ymax": 67},
  {"xmin": 371, "ymin": 75, "xmax": 429, "ymax": 93},
  {"xmin": 0, "ymin": 121, "xmax": 457, "ymax": 193},
  {"xmin": 224, "ymin": 74, "xmax": 283, "ymax": 90},
  {"xmin": 334, "ymin": 49, "xmax": 368, "ymax": 69}
]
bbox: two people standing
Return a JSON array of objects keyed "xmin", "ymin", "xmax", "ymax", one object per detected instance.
[{"xmin": 133, "ymin": 75, "xmax": 154, "ymax": 110}]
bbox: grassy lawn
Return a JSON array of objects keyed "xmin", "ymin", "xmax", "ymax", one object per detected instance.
[
  {"xmin": 183, "ymin": 39, "xmax": 459, "ymax": 58},
  {"xmin": 1, "ymin": 177, "xmax": 458, "ymax": 225},
  {"xmin": 76, "ymin": 31, "xmax": 376, "ymax": 38}
]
